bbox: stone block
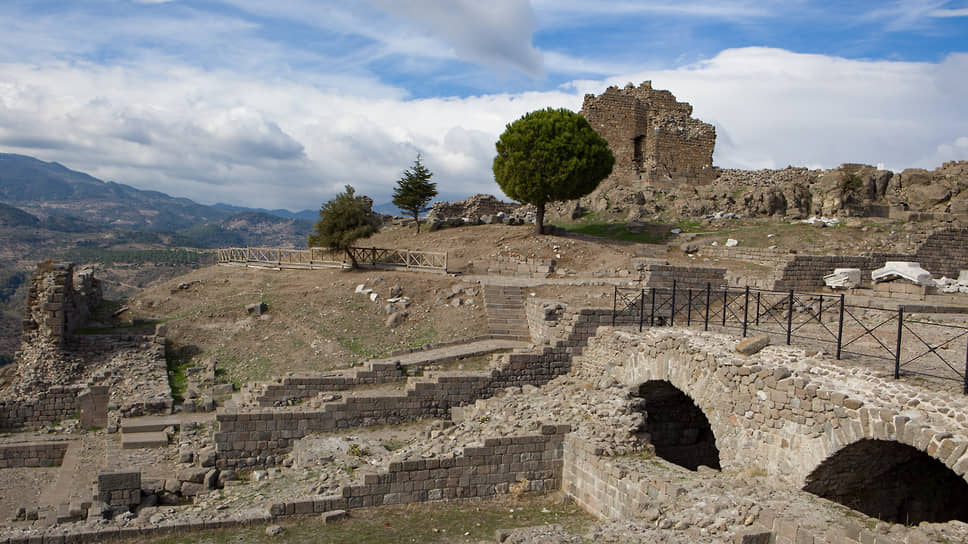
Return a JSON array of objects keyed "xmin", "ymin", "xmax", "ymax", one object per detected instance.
[{"xmin": 736, "ymin": 335, "xmax": 770, "ymax": 356}]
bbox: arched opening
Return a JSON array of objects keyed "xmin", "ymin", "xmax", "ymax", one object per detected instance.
[
  {"xmin": 804, "ymin": 439, "xmax": 968, "ymax": 524},
  {"xmin": 633, "ymin": 380, "xmax": 720, "ymax": 470}
]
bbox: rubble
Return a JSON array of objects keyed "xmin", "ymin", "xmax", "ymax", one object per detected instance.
[{"xmin": 823, "ymin": 268, "xmax": 862, "ymax": 289}]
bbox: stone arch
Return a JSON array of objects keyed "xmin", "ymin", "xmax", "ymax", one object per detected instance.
[
  {"xmin": 804, "ymin": 439, "xmax": 968, "ymax": 524},
  {"xmin": 632, "ymin": 380, "xmax": 721, "ymax": 470}
]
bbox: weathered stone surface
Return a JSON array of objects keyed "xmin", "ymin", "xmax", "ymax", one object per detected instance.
[{"xmin": 735, "ymin": 335, "xmax": 770, "ymax": 356}]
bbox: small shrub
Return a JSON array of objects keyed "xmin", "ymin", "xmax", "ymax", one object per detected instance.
[{"xmin": 348, "ymin": 443, "xmax": 370, "ymax": 458}]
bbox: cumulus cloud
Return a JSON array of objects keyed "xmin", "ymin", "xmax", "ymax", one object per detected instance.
[{"xmin": 2, "ymin": 48, "xmax": 968, "ymax": 211}]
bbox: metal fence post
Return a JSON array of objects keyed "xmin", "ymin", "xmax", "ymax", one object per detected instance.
[
  {"xmin": 894, "ymin": 307, "xmax": 903, "ymax": 380},
  {"xmin": 670, "ymin": 280, "xmax": 677, "ymax": 327},
  {"xmin": 687, "ymin": 288, "xmax": 693, "ymax": 327},
  {"xmin": 787, "ymin": 290, "xmax": 794, "ymax": 345},
  {"xmin": 742, "ymin": 286, "xmax": 750, "ymax": 337},
  {"xmin": 704, "ymin": 283, "xmax": 711, "ymax": 331},
  {"xmin": 817, "ymin": 296, "xmax": 823, "ymax": 323},
  {"xmin": 755, "ymin": 292, "xmax": 761, "ymax": 326},
  {"xmin": 638, "ymin": 289, "xmax": 646, "ymax": 332},
  {"xmin": 836, "ymin": 294, "xmax": 845, "ymax": 360},
  {"xmin": 722, "ymin": 287, "xmax": 728, "ymax": 327},
  {"xmin": 611, "ymin": 286, "xmax": 617, "ymax": 327},
  {"xmin": 650, "ymin": 288, "xmax": 656, "ymax": 327}
]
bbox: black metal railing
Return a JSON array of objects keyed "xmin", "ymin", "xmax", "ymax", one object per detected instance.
[{"xmin": 612, "ymin": 282, "xmax": 968, "ymax": 394}]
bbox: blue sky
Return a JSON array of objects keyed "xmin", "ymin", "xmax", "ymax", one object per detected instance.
[{"xmin": 1, "ymin": 1, "xmax": 966, "ymax": 210}]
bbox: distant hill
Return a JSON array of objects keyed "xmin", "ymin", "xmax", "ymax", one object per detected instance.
[
  {"xmin": 0, "ymin": 202, "xmax": 40, "ymax": 227},
  {"xmin": 213, "ymin": 203, "xmax": 318, "ymax": 222},
  {"xmin": 177, "ymin": 211, "xmax": 312, "ymax": 248},
  {"xmin": 0, "ymin": 153, "xmax": 233, "ymax": 231}
]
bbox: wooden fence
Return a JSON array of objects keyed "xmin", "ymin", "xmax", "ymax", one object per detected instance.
[{"xmin": 216, "ymin": 247, "xmax": 448, "ymax": 273}]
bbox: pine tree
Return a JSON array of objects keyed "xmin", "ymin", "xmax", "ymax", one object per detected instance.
[
  {"xmin": 308, "ymin": 185, "xmax": 379, "ymax": 268},
  {"xmin": 392, "ymin": 154, "xmax": 438, "ymax": 233},
  {"xmin": 493, "ymin": 108, "xmax": 614, "ymax": 235}
]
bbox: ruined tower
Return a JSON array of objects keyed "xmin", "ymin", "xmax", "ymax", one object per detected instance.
[
  {"xmin": 581, "ymin": 81, "xmax": 717, "ymax": 188},
  {"xmin": 20, "ymin": 262, "xmax": 102, "ymax": 345}
]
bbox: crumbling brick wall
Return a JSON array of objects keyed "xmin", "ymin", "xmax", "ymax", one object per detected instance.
[{"xmin": 581, "ymin": 81, "xmax": 716, "ymax": 188}]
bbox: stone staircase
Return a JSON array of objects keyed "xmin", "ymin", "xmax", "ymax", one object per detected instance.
[
  {"xmin": 119, "ymin": 415, "xmax": 181, "ymax": 449},
  {"xmin": 483, "ymin": 284, "xmax": 531, "ymax": 340}
]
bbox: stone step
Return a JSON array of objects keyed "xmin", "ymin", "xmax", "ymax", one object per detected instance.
[
  {"xmin": 121, "ymin": 431, "xmax": 169, "ymax": 449},
  {"xmin": 120, "ymin": 415, "xmax": 182, "ymax": 433}
]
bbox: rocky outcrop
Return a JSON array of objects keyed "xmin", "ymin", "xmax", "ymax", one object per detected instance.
[{"xmin": 548, "ymin": 161, "xmax": 968, "ymax": 224}]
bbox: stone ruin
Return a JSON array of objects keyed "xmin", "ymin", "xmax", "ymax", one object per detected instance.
[
  {"xmin": 581, "ymin": 81, "xmax": 717, "ymax": 189},
  {"xmin": 1, "ymin": 262, "xmax": 171, "ymax": 430},
  {"xmin": 20, "ymin": 262, "xmax": 102, "ymax": 346},
  {"xmin": 423, "ymin": 194, "xmax": 526, "ymax": 229}
]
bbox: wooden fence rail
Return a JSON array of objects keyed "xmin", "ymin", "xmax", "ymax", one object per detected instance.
[{"xmin": 216, "ymin": 247, "xmax": 448, "ymax": 273}]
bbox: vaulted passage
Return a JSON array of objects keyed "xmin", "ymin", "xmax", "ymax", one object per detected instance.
[
  {"xmin": 633, "ymin": 380, "xmax": 720, "ymax": 471},
  {"xmin": 804, "ymin": 439, "xmax": 968, "ymax": 524}
]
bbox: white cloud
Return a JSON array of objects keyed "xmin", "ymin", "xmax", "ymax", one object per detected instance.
[
  {"xmin": 931, "ymin": 7, "xmax": 968, "ymax": 16},
  {"xmin": 2, "ymin": 48, "xmax": 967, "ymax": 211},
  {"xmin": 366, "ymin": 0, "xmax": 544, "ymax": 77}
]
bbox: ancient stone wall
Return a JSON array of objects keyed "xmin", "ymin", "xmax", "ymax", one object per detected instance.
[
  {"xmin": 268, "ymin": 426, "xmax": 567, "ymax": 517},
  {"xmin": 424, "ymin": 194, "xmax": 520, "ymax": 225},
  {"xmin": 20, "ymin": 262, "xmax": 102, "ymax": 345},
  {"xmin": 769, "ymin": 226, "xmax": 968, "ymax": 291},
  {"xmin": 215, "ymin": 347, "xmax": 573, "ymax": 468},
  {"xmin": 0, "ymin": 440, "xmax": 69, "ymax": 468},
  {"xmin": 563, "ymin": 436, "xmax": 867, "ymax": 544},
  {"xmin": 641, "ymin": 264, "xmax": 726, "ymax": 289},
  {"xmin": 525, "ymin": 299, "xmax": 633, "ymax": 348},
  {"xmin": 574, "ymin": 328, "xmax": 968, "ymax": 490},
  {"xmin": 481, "ymin": 256, "xmax": 556, "ymax": 278},
  {"xmin": 97, "ymin": 471, "xmax": 142, "ymax": 514},
  {"xmin": 0, "ymin": 385, "xmax": 84, "ymax": 430},
  {"xmin": 914, "ymin": 227, "xmax": 968, "ymax": 279},
  {"xmin": 581, "ymin": 81, "xmax": 716, "ymax": 188}
]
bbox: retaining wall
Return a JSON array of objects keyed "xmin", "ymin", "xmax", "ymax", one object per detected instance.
[
  {"xmin": 269, "ymin": 425, "xmax": 568, "ymax": 516},
  {"xmin": 562, "ymin": 436, "xmax": 878, "ymax": 544},
  {"xmin": 0, "ymin": 440, "xmax": 69, "ymax": 468},
  {"xmin": 215, "ymin": 347, "xmax": 573, "ymax": 468},
  {"xmin": 0, "ymin": 386, "xmax": 83, "ymax": 430}
]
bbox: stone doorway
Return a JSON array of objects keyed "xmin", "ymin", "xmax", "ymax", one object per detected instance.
[
  {"xmin": 633, "ymin": 380, "xmax": 721, "ymax": 471},
  {"xmin": 804, "ymin": 439, "xmax": 968, "ymax": 524}
]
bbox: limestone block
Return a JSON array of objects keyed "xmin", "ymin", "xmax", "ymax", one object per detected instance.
[{"xmin": 735, "ymin": 335, "xmax": 770, "ymax": 356}]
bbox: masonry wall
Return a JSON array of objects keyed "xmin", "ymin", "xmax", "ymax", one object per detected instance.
[
  {"xmin": 0, "ymin": 386, "xmax": 84, "ymax": 430},
  {"xmin": 20, "ymin": 262, "xmax": 102, "ymax": 345},
  {"xmin": 915, "ymin": 227, "xmax": 968, "ymax": 278},
  {"xmin": 581, "ymin": 81, "xmax": 716, "ymax": 188},
  {"xmin": 563, "ymin": 436, "xmax": 869, "ymax": 544},
  {"xmin": 768, "ymin": 228, "xmax": 968, "ymax": 290},
  {"xmin": 269, "ymin": 425, "xmax": 567, "ymax": 517},
  {"xmin": 483, "ymin": 256, "xmax": 556, "ymax": 278},
  {"xmin": 573, "ymin": 328, "xmax": 968, "ymax": 490},
  {"xmin": 215, "ymin": 347, "xmax": 573, "ymax": 468},
  {"xmin": 525, "ymin": 299, "xmax": 636, "ymax": 348},
  {"xmin": 0, "ymin": 440, "xmax": 69, "ymax": 468},
  {"xmin": 251, "ymin": 362, "xmax": 406, "ymax": 407},
  {"xmin": 641, "ymin": 264, "xmax": 726, "ymax": 289}
]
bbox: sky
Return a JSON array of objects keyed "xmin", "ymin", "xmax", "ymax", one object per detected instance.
[{"xmin": 1, "ymin": 1, "xmax": 967, "ymax": 211}]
